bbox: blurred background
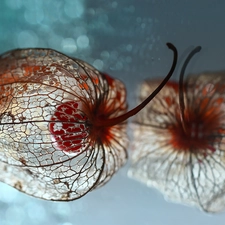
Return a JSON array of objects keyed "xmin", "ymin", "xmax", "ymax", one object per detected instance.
[{"xmin": 1, "ymin": 0, "xmax": 225, "ymax": 224}]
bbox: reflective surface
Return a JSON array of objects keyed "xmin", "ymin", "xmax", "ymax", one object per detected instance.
[{"xmin": 1, "ymin": 0, "xmax": 225, "ymax": 224}]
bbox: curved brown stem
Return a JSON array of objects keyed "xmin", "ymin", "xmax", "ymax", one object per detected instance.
[
  {"xmin": 179, "ymin": 46, "xmax": 202, "ymax": 133},
  {"xmin": 97, "ymin": 42, "xmax": 178, "ymax": 127}
]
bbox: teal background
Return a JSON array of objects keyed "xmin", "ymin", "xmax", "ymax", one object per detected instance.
[{"xmin": 0, "ymin": 0, "xmax": 225, "ymax": 225}]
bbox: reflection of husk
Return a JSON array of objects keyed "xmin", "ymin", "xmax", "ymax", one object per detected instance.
[{"xmin": 129, "ymin": 72, "xmax": 225, "ymax": 212}]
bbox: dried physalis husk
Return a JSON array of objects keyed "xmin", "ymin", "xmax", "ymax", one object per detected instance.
[
  {"xmin": 0, "ymin": 49, "xmax": 128, "ymax": 200},
  {"xmin": 0, "ymin": 44, "xmax": 177, "ymax": 201},
  {"xmin": 129, "ymin": 46, "xmax": 225, "ymax": 213}
]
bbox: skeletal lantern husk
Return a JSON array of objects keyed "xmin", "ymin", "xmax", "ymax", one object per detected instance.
[
  {"xmin": 128, "ymin": 72, "xmax": 225, "ymax": 213},
  {"xmin": 0, "ymin": 48, "xmax": 128, "ymax": 201}
]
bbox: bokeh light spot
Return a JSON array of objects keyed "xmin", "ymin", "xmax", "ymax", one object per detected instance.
[
  {"xmin": 64, "ymin": 0, "xmax": 84, "ymax": 18},
  {"xmin": 77, "ymin": 35, "xmax": 89, "ymax": 48},
  {"xmin": 101, "ymin": 50, "xmax": 110, "ymax": 59},
  {"xmin": 112, "ymin": 1, "xmax": 118, "ymax": 8},
  {"xmin": 61, "ymin": 38, "xmax": 77, "ymax": 53},
  {"xmin": 93, "ymin": 59, "xmax": 104, "ymax": 70},
  {"xmin": 126, "ymin": 44, "xmax": 133, "ymax": 52},
  {"xmin": 17, "ymin": 30, "xmax": 39, "ymax": 48}
]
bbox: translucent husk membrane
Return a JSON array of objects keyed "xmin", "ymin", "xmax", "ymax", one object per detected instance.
[{"xmin": 0, "ymin": 44, "xmax": 177, "ymax": 201}]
